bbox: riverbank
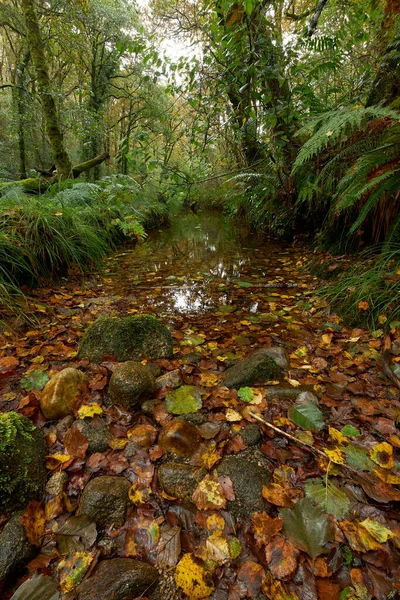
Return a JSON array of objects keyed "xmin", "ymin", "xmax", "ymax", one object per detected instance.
[{"xmin": 1, "ymin": 211, "xmax": 400, "ymax": 600}]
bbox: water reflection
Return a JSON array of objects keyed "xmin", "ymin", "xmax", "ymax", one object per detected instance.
[{"xmin": 104, "ymin": 210, "xmax": 287, "ymax": 316}]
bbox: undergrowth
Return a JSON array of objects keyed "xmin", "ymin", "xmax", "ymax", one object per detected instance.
[
  {"xmin": 0, "ymin": 175, "xmax": 175, "ymax": 320},
  {"xmin": 318, "ymin": 245, "xmax": 400, "ymax": 331}
]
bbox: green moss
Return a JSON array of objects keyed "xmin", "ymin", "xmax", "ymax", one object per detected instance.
[
  {"xmin": 0, "ymin": 412, "xmax": 46, "ymax": 513},
  {"xmin": 78, "ymin": 314, "xmax": 173, "ymax": 363}
]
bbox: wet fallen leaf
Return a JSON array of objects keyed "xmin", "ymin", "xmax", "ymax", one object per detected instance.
[
  {"xmin": 262, "ymin": 483, "xmax": 295, "ymax": 508},
  {"xmin": 57, "ymin": 551, "xmax": 94, "ymax": 593},
  {"xmin": 20, "ymin": 501, "xmax": 45, "ymax": 546},
  {"xmin": 192, "ymin": 474, "xmax": 227, "ymax": 510},
  {"xmin": 280, "ymin": 498, "xmax": 334, "ymax": 559},
  {"xmin": 252, "ymin": 512, "xmax": 283, "ymax": 547},
  {"xmin": 175, "ymin": 553, "xmax": 214, "ymax": 599},
  {"xmin": 265, "ymin": 534, "xmax": 300, "ymax": 580}
]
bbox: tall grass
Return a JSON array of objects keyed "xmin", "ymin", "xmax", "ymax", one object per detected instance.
[
  {"xmin": 320, "ymin": 244, "xmax": 400, "ymax": 330},
  {"xmin": 0, "ymin": 175, "xmax": 173, "ymax": 319}
]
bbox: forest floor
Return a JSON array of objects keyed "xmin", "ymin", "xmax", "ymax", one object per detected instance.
[{"xmin": 1, "ymin": 212, "xmax": 400, "ymax": 600}]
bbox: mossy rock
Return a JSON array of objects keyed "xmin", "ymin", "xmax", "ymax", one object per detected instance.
[
  {"xmin": 223, "ymin": 349, "xmax": 283, "ymax": 389},
  {"xmin": 107, "ymin": 361, "xmax": 156, "ymax": 410},
  {"xmin": 0, "ymin": 412, "xmax": 46, "ymax": 514},
  {"xmin": 78, "ymin": 315, "xmax": 173, "ymax": 363}
]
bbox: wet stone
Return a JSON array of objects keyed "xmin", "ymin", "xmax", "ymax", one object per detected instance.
[
  {"xmin": 108, "ymin": 361, "xmax": 155, "ymax": 410},
  {"xmin": 216, "ymin": 453, "xmax": 270, "ymax": 517},
  {"xmin": 0, "ymin": 514, "xmax": 35, "ymax": 583},
  {"xmin": 79, "ymin": 476, "xmax": 130, "ymax": 529},
  {"xmin": 78, "ymin": 314, "xmax": 173, "ymax": 363},
  {"xmin": 40, "ymin": 367, "xmax": 88, "ymax": 420},
  {"xmin": 180, "ymin": 412, "xmax": 207, "ymax": 425},
  {"xmin": 158, "ymin": 419, "xmax": 201, "ymax": 457},
  {"xmin": 46, "ymin": 471, "xmax": 68, "ymax": 496},
  {"xmin": 75, "ymin": 416, "xmax": 111, "ymax": 454},
  {"xmin": 158, "ymin": 462, "xmax": 206, "ymax": 500},
  {"xmin": 141, "ymin": 398, "xmax": 162, "ymax": 416},
  {"xmin": 240, "ymin": 424, "xmax": 262, "ymax": 447},
  {"xmin": 223, "ymin": 348, "xmax": 284, "ymax": 389},
  {"xmin": 155, "ymin": 369, "xmax": 182, "ymax": 390},
  {"xmin": 76, "ymin": 558, "xmax": 159, "ymax": 600}
]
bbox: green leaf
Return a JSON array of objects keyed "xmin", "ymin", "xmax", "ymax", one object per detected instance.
[
  {"xmin": 235, "ymin": 281, "xmax": 253, "ymax": 288},
  {"xmin": 20, "ymin": 371, "xmax": 49, "ymax": 391},
  {"xmin": 280, "ymin": 498, "xmax": 334, "ymax": 559},
  {"xmin": 237, "ymin": 387, "xmax": 254, "ymax": 403},
  {"xmin": 343, "ymin": 444, "xmax": 374, "ymax": 471},
  {"xmin": 166, "ymin": 386, "xmax": 203, "ymax": 414},
  {"xmin": 340, "ymin": 425, "xmax": 360, "ymax": 437},
  {"xmin": 288, "ymin": 403, "xmax": 325, "ymax": 432},
  {"xmin": 305, "ymin": 478, "xmax": 350, "ymax": 520},
  {"xmin": 184, "ymin": 334, "xmax": 205, "ymax": 346}
]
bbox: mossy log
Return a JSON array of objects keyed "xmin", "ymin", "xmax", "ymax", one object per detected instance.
[{"xmin": 0, "ymin": 152, "xmax": 110, "ymax": 195}]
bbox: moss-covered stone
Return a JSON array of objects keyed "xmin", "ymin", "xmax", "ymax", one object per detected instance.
[
  {"xmin": 0, "ymin": 514, "xmax": 35, "ymax": 582},
  {"xmin": 108, "ymin": 361, "xmax": 156, "ymax": 410},
  {"xmin": 78, "ymin": 315, "xmax": 173, "ymax": 363},
  {"xmin": 223, "ymin": 348, "xmax": 283, "ymax": 389},
  {"xmin": 0, "ymin": 412, "xmax": 46, "ymax": 513}
]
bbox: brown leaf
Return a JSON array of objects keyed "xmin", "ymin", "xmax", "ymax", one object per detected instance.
[
  {"xmin": 192, "ymin": 474, "xmax": 227, "ymax": 510},
  {"xmin": 357, "ymin": 473, "xmax": 400, "ymax": 503},
  {"xmin": 156, "ymin": 524, "xmax": 181, "ymax": 569},
  {"xmin": 64, "ymin": 425, "xmax": 89, "ymax": 458},
  {"xmin": 20, "ymin": 500, "xmax": 45, "ymax": 546},
  {"xmin": 265, "ymin": 534, "xmax": 300, "ymax": 580},
  {"xmin": 237, "ymin": 561, "xmax": 265, "ymax": 597},
  {"xmin": 252, "ymin": 512, "xmax": 283, "ymax": 548},
  {"xmin": 0, "ymin": 356, "xmax": 19, "ymax": 379},
  {"xmin": 262, "ymin": 483, "xmax": 295, "ymax": 507}
]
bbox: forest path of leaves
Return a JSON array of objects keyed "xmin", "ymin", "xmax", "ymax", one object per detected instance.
[{"xmin": 1, "ymin": 211, "xmax": 400, "ymax": 600}]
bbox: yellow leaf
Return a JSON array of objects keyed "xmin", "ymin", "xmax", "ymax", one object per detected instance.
[
  {"xmin": 358, "ymin": 301, "xmax": 369, "ymax": 311},
  {"xmin": 206, "ymin": 514, "xmax": 225, "ymax": 534},
  {"xmin": 175, "ymin": 553, "xmax": 214, "ymax": 599},
  {"xmin": 226, "ymin": 408, "xmax": 242, "ymax": 422},
  {"xmin": 323, "ymin": 448, "xmax": 346, "ymax": 464},
  {"xmin": 77, "ymin": 403, "xmax": 103, "ymax": 419},
  {"xmin": 321, "ymin": 333, "xmax": 333, "ymax": 345},
  {"xmin": 369, "ymin": 442, "xmax": 394, "ymax": 469},
  {"xmin": 378, "ymin": 314, "xmax": 387, "ymax": 324},
  {"xmin": 200, "ymin": 373, "xmax": 219, "ymax": 387},
  {"xmin": 360, "ymin": 518, "xmax": 395, "ymax": 543},
  {"xmin": 373, "ymin": 467, "xmax": 400, "ymax": 484},
  {"xmin": 128, "ymin": 484, "xmax": 150, "ymax": 505},
  {"xmin": 46, "ymin": 454, "xmax": 71, "ymax": 469},
  {"xmin": 205, "ymin": 534, "xmax": 230, "ymax": 563},
  {"xmin": 287, "ymin": 378, "xmax": 301, "ymax": 388},
  {"xmin": 57, "ymin": 552, "xmax": 94, "ymax": 593},
  {"xmin": 328, "ymin": 426, "xmax": 348, "ymax": 445}
]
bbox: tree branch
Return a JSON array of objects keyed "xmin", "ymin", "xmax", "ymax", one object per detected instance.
[{"xmin": 307, "ymin": 0, "xmax": 330, "ymax": 37}]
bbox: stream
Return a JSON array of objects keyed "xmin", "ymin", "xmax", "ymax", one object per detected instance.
[{"xmin": 99, "ymin": 210, "xmax": 312, "ymax": 341}]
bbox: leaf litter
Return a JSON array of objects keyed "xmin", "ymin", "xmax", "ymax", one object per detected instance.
[{"xmin": 0, "ymin": 215, "xmax": 400, "ymax": 599}]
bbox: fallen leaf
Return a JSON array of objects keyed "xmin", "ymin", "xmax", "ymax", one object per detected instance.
[
  {"xmin": 252, "ymin": 512, "xmax": 283, "ymax": 547},
  {"xmin": 265, "ymin": 534, "xmax": 299, "ymax": 580},
  {"xmin": 192, "ymin": 474, "xmax": 227, "ymax": 510},
  {"xmin": 262, "ymin": 483, "xmax": 295, "ymax": 508},
  {"xmin": 175, "ymin": 553, "xmax": 214, "ymax": 599},
  {"xmin": 20, "ymin": 501, "xmax": 45, "ymax": 546},
  {"xmin": 57, "ymin": 551, "xmax": 94, "ymax": 593},
  {"xmin": 369, "ymin": 442, "xmax": 394, "ymax": 469},
  {"xmin": 280, "ymin": 498, "xmax": 334, "ymax": 559}
]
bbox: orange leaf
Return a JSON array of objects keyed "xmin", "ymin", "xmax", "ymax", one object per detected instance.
[
  {"xmin": 265, "ymin": 534, "xmax": 300, "ymax": 580},
  {"xmin": 192, "ymin": 474, "xmax": 227, "ymax": 510},
  {"xmin": 358, "ymin": 301, "xmax": 369, "ymax": 311},
  {"xmin": 262, "ymin": 483, "xmax": 295, "ymax": 507},
  {"xmin": 20, "ymin": 500, "xmax": 45, "ymax": 546},
  {"xmin": 252, "ymin": 512, "xmax": 283, "ymax": 548}
]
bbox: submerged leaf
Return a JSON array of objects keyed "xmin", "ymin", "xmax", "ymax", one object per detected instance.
[{"xmin": 280, "ymin": 498, "xmax": 334, "ymax": 559}]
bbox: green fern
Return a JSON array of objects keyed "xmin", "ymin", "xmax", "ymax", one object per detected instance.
[{"xmin": 293, "ymin": 106, "xmax": 400, "ymax": 169}]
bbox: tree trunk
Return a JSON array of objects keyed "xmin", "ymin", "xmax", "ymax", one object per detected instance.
[{"xmin": 20, "ymin": 0, "xmax": 72, "ymax": 179}]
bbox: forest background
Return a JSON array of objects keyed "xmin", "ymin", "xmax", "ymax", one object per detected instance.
[{"xmin": 0, "ymin": 0, "xmax": 399, "ymax": 328}]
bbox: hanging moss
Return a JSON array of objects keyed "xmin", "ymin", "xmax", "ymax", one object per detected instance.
[{"xmin": 0, "ymin": 412, "xmax": 46, "ymax": 514}]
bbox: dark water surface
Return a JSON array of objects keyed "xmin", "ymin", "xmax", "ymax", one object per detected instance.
[{"xmin": 102, "ymin": 211, "xmax": 307, "ymax": 327}]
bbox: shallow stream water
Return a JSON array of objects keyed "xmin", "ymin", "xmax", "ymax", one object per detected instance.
[{"xmin": 101, "ymin": 211, "xmax": 308, "ymax": 334}]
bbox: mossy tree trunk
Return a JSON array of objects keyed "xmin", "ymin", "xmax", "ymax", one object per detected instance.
[{"xmin": 21, "ymin": 0, "xmax": 72, "ymax": 180}]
